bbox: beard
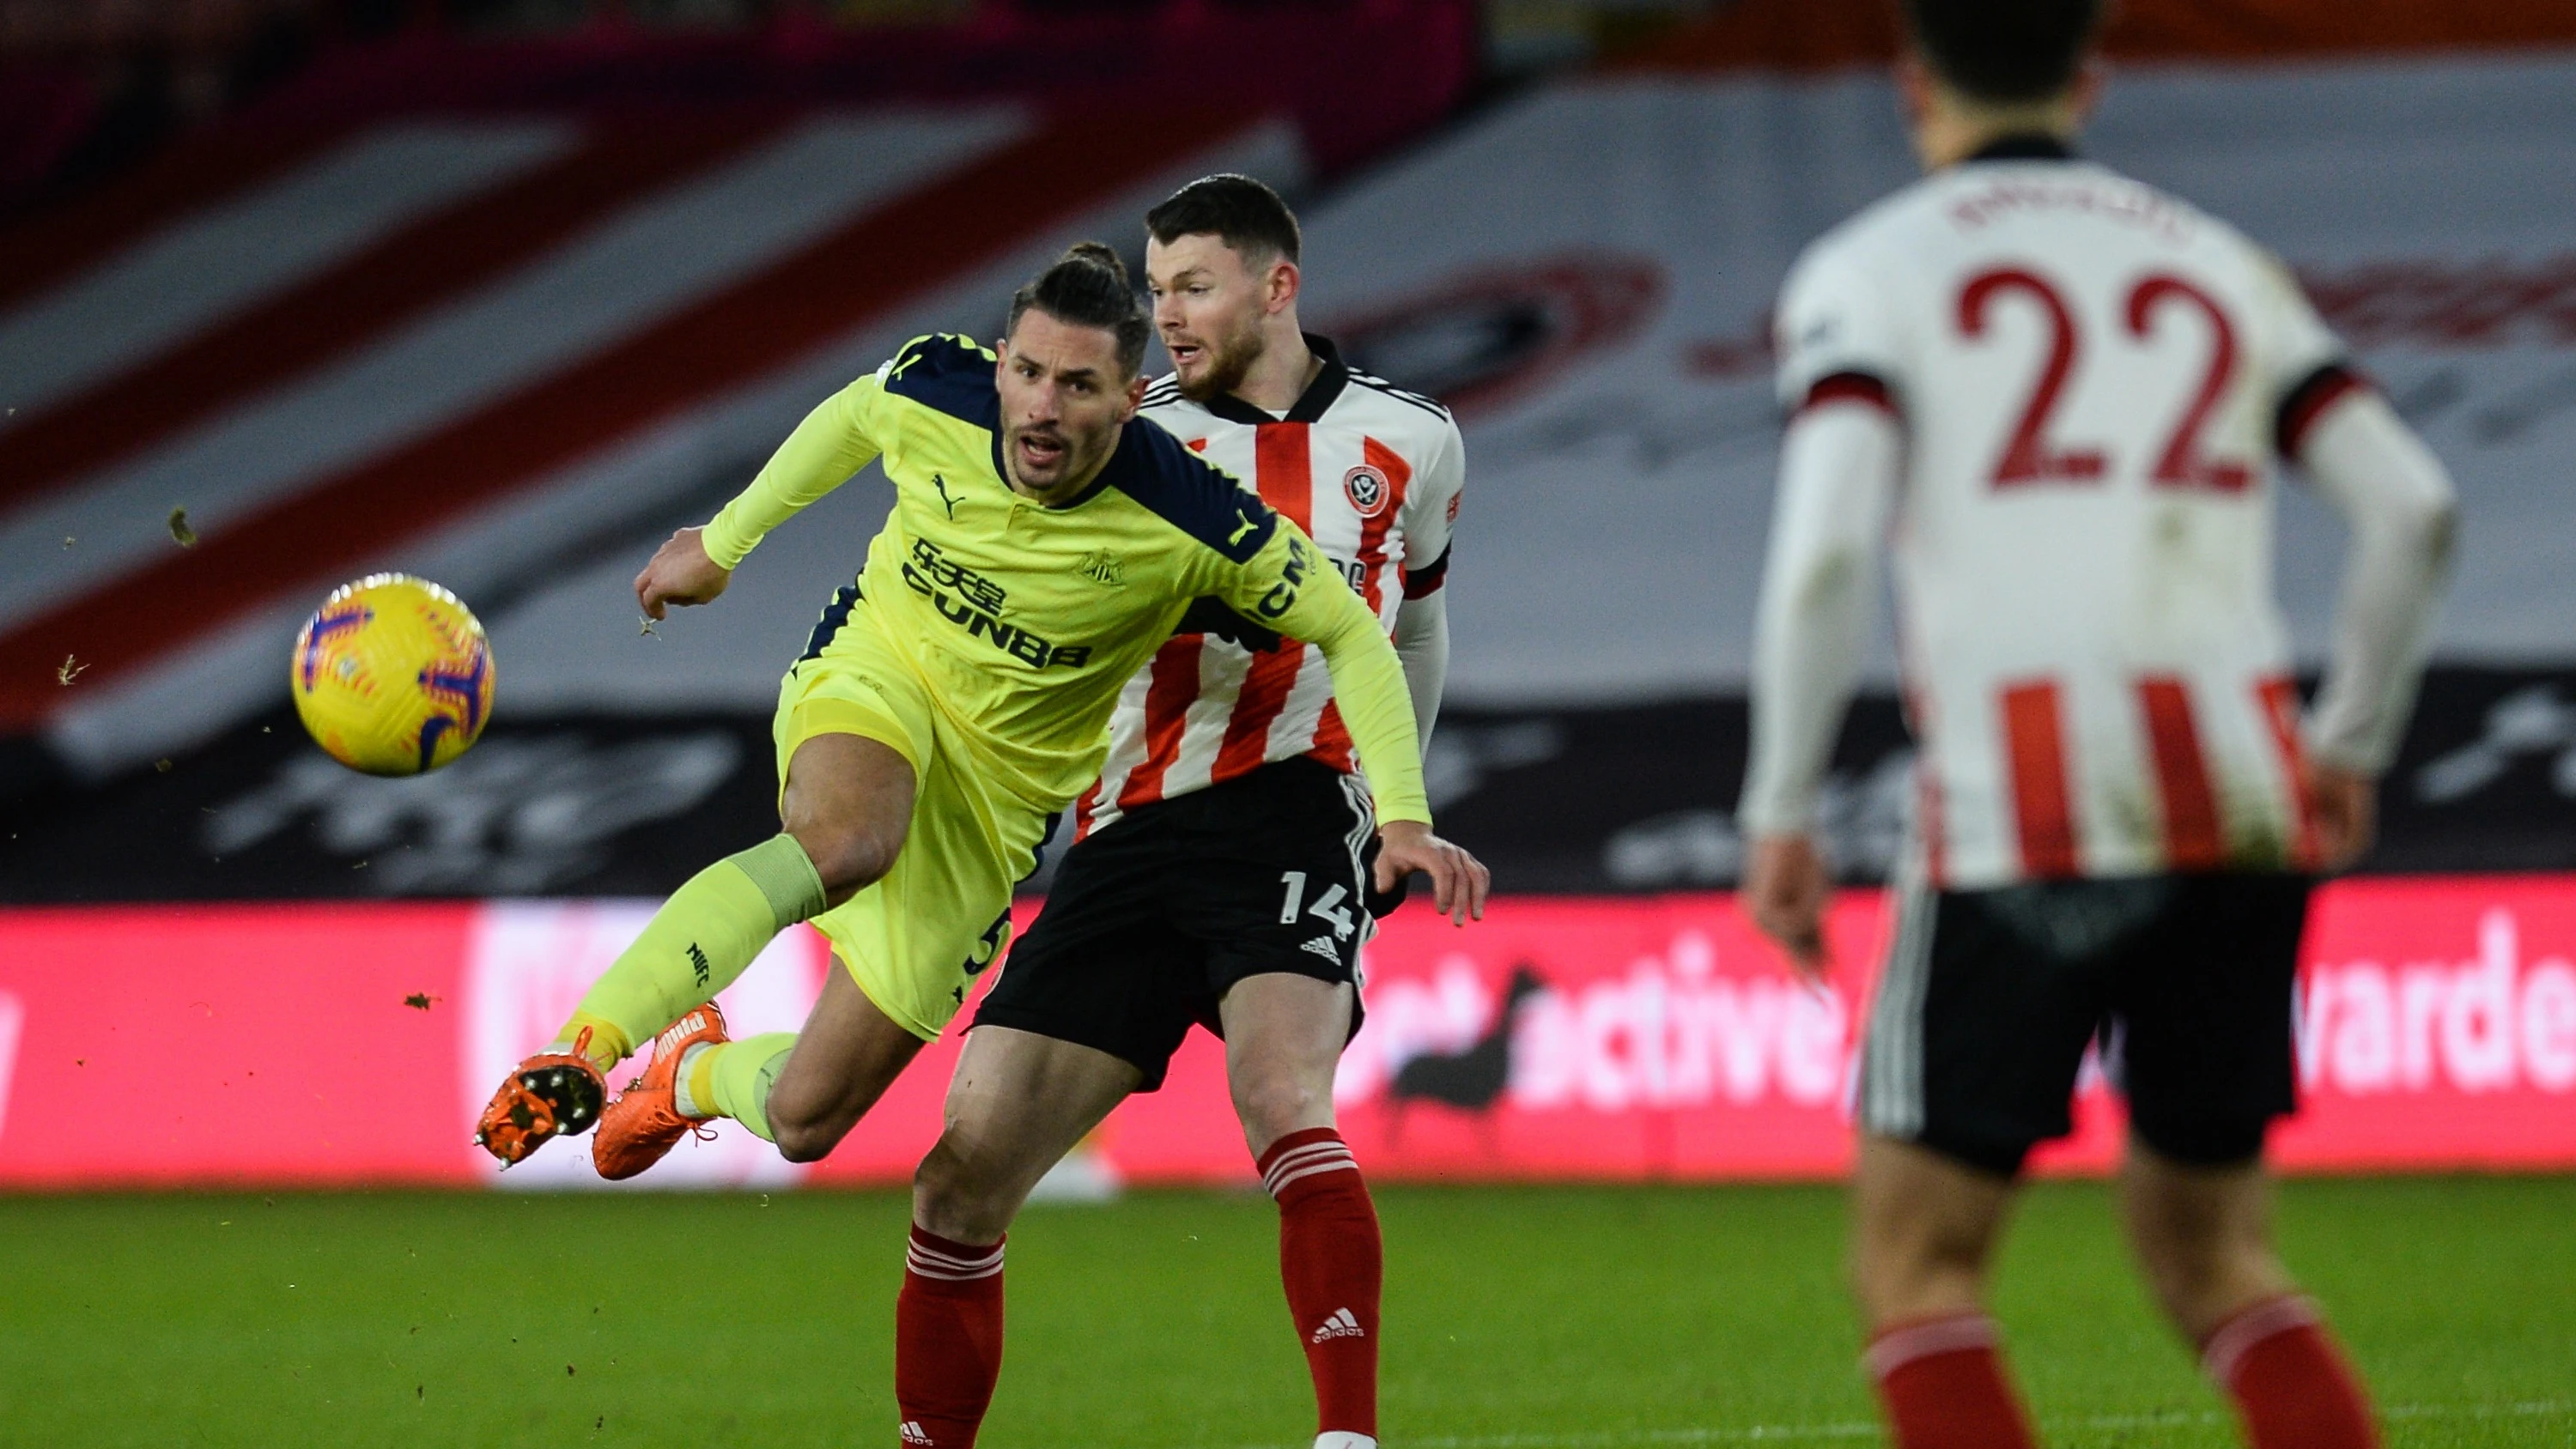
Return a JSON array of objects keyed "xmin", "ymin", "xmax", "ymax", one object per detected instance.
[{"xmin": 1174, "ymin": 318, "xmax": 1267, "ymax": 403}]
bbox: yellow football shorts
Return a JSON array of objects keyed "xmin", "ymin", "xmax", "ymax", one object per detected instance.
[{"xmin": 772, "ymin": 603, "xmax": 1053, "ymax": 1041}]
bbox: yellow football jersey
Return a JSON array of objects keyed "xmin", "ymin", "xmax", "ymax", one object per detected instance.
[{"xmin": 700, "ymin": 334, "xmax": 1430, "ymax": 823}]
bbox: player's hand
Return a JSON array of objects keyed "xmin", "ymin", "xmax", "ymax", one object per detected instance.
[
  {"xmin": 2306, "ymin": 761, "xmax": 2378, "ymax": 872},
  {"xmin": 635, "ymin": 527, "xmax": 730, "ymax": 620},
  {"xmin": 1375, "ymin": 821, "xmax": 1490, "ymax": 926},
  {"xmin": 1742, "ymin": 834, "xmax": 1832, "ymax": 981}
]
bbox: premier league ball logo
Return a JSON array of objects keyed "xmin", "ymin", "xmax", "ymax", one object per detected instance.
[{"xmin": 1343, "ymin": 464, "xmax": 1390, "ymax": 518}]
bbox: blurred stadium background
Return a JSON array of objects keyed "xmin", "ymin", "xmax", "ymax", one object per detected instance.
[{"xmin": 1, "ymin": 2, "xmax": 2574, "ymax": 1442}]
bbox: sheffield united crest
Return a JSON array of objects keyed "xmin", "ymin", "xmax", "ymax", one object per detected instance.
[{"xmin": 1343, "ymin": 464, "xmax": 1390, "ymax": 518}]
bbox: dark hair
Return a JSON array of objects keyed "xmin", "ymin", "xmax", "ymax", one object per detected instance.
[
  {"xmin": 1145, "ymin": 173, "xmax": 1301, "ymax": 266},
  {"xmin": 1900, "ymin": 0, "xmax": 2102, "ymax": 105},
  {"xmin": 1006, "ymin": 241, "xmax": 1151, "ymax": 379}
]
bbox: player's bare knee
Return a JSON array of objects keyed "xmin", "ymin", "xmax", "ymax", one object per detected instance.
[
  {"xmin": 913, "ymin": 1136, "xmax": 1013, "ymax": 1241},
  {"xmin": 770, "ymin": 1110, "xmax": 848, "ymax": 1164},
  {"xmin": 1230, "ymin": 1066, "xmax": 1327, "ymax": 1147},
  {"xmin": 762, "ymin": 1082, "xmax": 849, "ymax": 1164},
  {"xmin": 792, "ymin": 822, "xmax": 899, "ymax": 903}
]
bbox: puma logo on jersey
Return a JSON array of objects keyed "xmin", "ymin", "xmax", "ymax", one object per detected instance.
[
  {"xmin": 1310, "ymin": 1307, "xmax": 1366, "ymax": 1343},
  {"xmin": 933, "ymin": 474, "xmax": 961, "ymax": 519},
  {"xmin": 1228, "ymin": 510, "xmax": 1260, "ymax": 545}
]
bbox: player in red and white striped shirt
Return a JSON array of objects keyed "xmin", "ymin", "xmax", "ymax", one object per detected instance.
[
  {"xmin": 890, "ymin": 176, "xmax": 1487, "ymax": 1449},
  {"xmin": 1076, "ymin": 282, "xmax": 1464, "ymax": 834},
  {"xmin": 1736, "ymin": 3, "xmax": 2455, "ymax": 1447}
]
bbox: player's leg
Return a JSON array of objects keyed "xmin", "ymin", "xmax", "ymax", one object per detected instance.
[
  {"xmin": 2120, "ymin": 1149, "xmax": 2374, "ymax": 1448},
  {"xmin": 892, "ymin": 1026, "xmax": 1140, "ymax": 1449},
  {"xmin": 2115, "ymin": 874, "xmax": 2378, "ymax": 1449},
  {"xmin": 475, "ymin": 731, "xmax": 908, "ymax": 1166},
  {"xmin": 583, "ymin": 731, "xmax": 916, "ymax": 1177},
  {"xmin": 696, "ymin": 957, "xmax": 931, "ymax": 1160},
  {"xmin": 1848, "ymin": 880, "xmax": 2119, "ymax": 1449},
  {"xmin": 579, "ymin": 731, "xmax": 914, "ymax": 1050},
  {"xmin": 896, "ymin": 814, "xmax": 1201, "ymax": 1449},
  {"xmin": 1220, "ymin": 972, "xmax": 1380, "ymax": 1449},
  {"xmin": 1850, "ymin": 1136, "xmax": 2034, "ymax": 1449}
]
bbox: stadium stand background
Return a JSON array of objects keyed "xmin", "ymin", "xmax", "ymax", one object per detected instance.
[
  {"xmin": 8, "ymin": 0, "xmax": 2576, "ymax": 1191},
  {"xmin": 5, "ymin": 0, "xmax": 2574, "ymax": 900}
]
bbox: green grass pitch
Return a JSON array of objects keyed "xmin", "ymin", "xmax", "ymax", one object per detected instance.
[{"xmin": 1, "ymin": 1177, "xmax": 2568, "ymax": 1447}]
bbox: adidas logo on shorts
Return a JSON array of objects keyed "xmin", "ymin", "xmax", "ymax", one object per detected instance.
[
  {"xmin": 1301, "ymin": 935, "xmax": 1340, "ymax": 962},
  {"xmin": 1310, "ymin": 1307, "xmax": 1365, "ymax": 1343}
]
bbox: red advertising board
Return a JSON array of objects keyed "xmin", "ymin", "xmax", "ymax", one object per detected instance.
[{"xmin": 3, "ymin": 877, "xmax": 2573, "ymax": 1189}]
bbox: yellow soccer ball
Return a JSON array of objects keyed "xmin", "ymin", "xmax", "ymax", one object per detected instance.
[{"xmin": 290, "ymin": 573, "xmax": 496, "ymax": 776}]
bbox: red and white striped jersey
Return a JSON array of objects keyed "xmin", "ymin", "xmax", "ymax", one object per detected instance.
[
  {"xmin": 1072, "ymin": 336, "xmax": 1463, "ymax": 838},
  {"xmin": 1771, "ymin": 138, "xmax": 2367, "ymax": 888}
]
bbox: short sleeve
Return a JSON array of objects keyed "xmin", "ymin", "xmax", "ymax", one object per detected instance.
[
  {"xmin": 1773, "ymin": 237, "xmax": 1911, "ymax": 413},
  {"xmin": 2250, "ymin": 252, "xmax": 2347, "ymax": 397},
  {"xmin": 1399, "ymin": 421, "xmax": 1464, "ymax": 597},
  {"xmin": 2247, "ymin": 249, "xmax": 2370, "ymax": 459}
]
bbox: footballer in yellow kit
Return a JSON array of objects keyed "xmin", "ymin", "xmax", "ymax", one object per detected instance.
[
  {"xmin": 735, "ymin": 326, "xmax": 1421, "ymax": 1037},
  {"xmin": 471, "ymin": 244, "xmax": 1475, "ymax": 1180}
]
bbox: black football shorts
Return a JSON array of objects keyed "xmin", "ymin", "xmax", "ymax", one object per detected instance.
[
  {"xmin": 1856, "ymin": 870, "xmax": 2313, "ymax": 1176},
  {"xmin": 974, "ymin": 757, "xmax": 1379, "ymax": 1090}
]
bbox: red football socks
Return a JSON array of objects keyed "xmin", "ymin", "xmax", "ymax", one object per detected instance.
[
  {"xmin": 2202, "ymin": 1295, "xmax": 2380, "ymax": 1449},
  {"xmin": 895, "ymin": 1227, "xmax": 1005, "ymax": 1448},
  {"xmin": 1865, "ymin": 1313, "xmax": 2040, "ymax": 1449},
  {"xmin": 1260, "ymin": 1127, "xmax": 1382, "ymax": 1441}
]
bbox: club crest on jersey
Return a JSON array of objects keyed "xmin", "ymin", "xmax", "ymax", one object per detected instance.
[
  {"xmin": 1342, "ymin": 464, "xmax": 1390, "ymax": 518},
  {"xmin": 1077, "ymin": 549, "xmax": 1126, "ymax": 587}
]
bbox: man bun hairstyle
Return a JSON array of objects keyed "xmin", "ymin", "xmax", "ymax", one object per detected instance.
[
  {"xmin": 1007, "ymin": 241, "xmax": 1151, "ymax": 379},
  {"xmin": 1145, "ymin": 173, "xmax": 1301, "ymax": 266},
  {"xmin": 1900, "ymin": 0, "xmax": 2103, "ymax": 105}
]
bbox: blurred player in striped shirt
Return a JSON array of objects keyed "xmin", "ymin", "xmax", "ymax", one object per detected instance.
[{"xmin": 1735, "ymin": 2, "xmax": 2456, "ymax": 1446}]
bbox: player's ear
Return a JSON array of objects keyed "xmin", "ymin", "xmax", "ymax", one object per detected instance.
[
  {"xmin": 1122, "ymin": 372, "xmax": 1149, "ymax": 418},
  {"xmin": 1267, "ymin": 257, "xmax": 1302, "ymax": 315}
]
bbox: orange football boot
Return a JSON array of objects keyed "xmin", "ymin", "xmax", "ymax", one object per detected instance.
[
  {"xmin": 474, "ymin": 1030, "xmax": 608, "ymax": 1167},
  {"xmin": 592, "ymin": 1004, "xmax": 730, "ymax": 1181}
]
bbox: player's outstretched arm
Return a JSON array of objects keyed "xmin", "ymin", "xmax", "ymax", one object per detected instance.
[
  {"xmin": 635, "ymin": 526, "xmax": 732, "ymax": 620},
  {"xmin": 666, "ymin": 371, "xmax": 887, "ymax": 609}
]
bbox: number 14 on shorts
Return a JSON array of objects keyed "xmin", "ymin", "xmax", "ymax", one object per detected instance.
[{"xmin": 1279, "ymin": 870, "xmax": 1357, "ymax": 939}]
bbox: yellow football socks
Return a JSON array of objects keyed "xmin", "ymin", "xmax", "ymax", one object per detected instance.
[
  {"xmin": 547, "ymin": 834, "xmax": 828, "ymax": 1068},
  {"xmin": 688, "ymin": 1033, "xmax": 799, "ymax": 1141}
]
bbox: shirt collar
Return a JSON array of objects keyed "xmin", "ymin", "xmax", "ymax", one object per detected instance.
[
  {"xmin": 1964, "ymin": 133, "xmax": 2079, "ymax": 164},
  {"xmin": 1194, "ymin": 332, "xmax": 1351, "ymax": 427}
]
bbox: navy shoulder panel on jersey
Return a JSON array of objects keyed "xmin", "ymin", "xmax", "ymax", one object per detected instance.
[
  {"xmin": 882, "ymin": 333, "xmax": 1000, "ymax": 428},
  {"xmin": 1097, "ymin": 415, "xmax": 1278, "ymax": 564}
]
